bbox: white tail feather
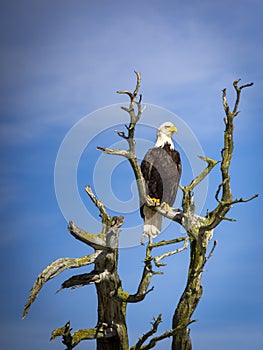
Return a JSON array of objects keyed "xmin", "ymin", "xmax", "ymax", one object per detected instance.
[{"xmin": 143, "ymin": 206, "xmax": 162, "ymax": 238}]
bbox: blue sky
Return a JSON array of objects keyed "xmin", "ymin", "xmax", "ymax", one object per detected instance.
[{"xmin": 1, "ymin": 0, "xmax": 262, "ymax": 349}]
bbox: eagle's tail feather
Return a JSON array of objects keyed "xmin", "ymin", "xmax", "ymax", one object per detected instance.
[{"xmin": 143, "ymin": 206, "xmax": 162, "ymax": 239}]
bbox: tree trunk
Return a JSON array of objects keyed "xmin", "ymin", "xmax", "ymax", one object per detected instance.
[
  {"xmin": 95, "ymin": 228, "xmax": 128, "ymax": 350},
  {"xmin": 172, "ymin": 237, "xmax": 206, "ymax": 350}
]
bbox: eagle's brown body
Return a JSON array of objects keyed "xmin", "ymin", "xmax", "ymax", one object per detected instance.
[{"xmin": 140, "ymin": 122, "xmax": 182, "ymax": 238}]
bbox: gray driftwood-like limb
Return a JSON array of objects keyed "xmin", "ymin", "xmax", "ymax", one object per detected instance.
[
  {"xmin": 96, "ymin": 146, "xmax": 130, "ymax": 158},
  {"xmin": 153, "ymin": 238, "xmax": 189, "ymax": 267},
  {"xmin": 22, "ymin": 252, "xmax": 100, "ymax": 319},
  {"xmin": 68, "ymin": 221, "xmax": 106, "ymax": 249},
  {"xmin": 85, "ymin": 185, "xmax": 111, "ymax": 223},
  {"xmin": 117, "ymin": 70, "xmax": 141, "ymax": 101},
  {"xmin": 145, "ymin": 236, "xmax": 189, "ymax": 267},
  {"xmin": 57, "ymin": 270, "xmax": 106, "ymax": 291}
]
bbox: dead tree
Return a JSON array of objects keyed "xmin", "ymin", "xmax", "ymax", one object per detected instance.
[{"xmin": 23, "ymin": 72, "xmax": 257, "ymax": 350}]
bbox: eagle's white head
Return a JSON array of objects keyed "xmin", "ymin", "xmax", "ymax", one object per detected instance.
[{"xmin": 155, "ymin": 121, "xmax": 178, "ymax": 149}]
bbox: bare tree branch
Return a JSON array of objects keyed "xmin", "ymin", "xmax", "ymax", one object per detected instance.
[
  {"xmin": 50, "ymin": 320, "xmax": 118, "ymax": 349},
  {"xmin": 230, "ymin": 193, "xmax": 259, "ymax": 204},
  {"xmin": 117, "ymin": 71, "xmax": 141, "ymax": 102},
  {"xmin": 130, "ymin": 315, "xmax": 162, "ymax": 350},
  {"xmin": 233, "ymin": 79, "xmax": 254, "ymax": 116},
  {"xmin": 85, "ymin": 185, "xmax": 111, "ymax": 223},
  {"xmin": 181, "ymin": 156, "xmax": 219, "ymax": 217},
  {"xmin": 130, "ymin": 320, "xmax": 196, "ymax": 350},
  {"xmin": 204, "ymin": 80, "xmax": 256, "ymax": 232},
  {"xmin": 22, "ymin": 252, "xmax": 100, "ymax": 319},
  {"xmin": 112, "ymin": 254, "xmax": 154, "ymax": 303},
  {"xmin": 204, "ymin": 240, "xmax": 217, "ymax": 264},
  {"xmin": 68, "ymin": 221, "xmax": 107, "ymax": 249},
  {"xmin": 57, "ymin": 270, "xmax": 109, "ymax": 291},
  {"xmin": 153, "ymin": 238, "xmax": 189, "ymax": 267},
  {"xmin": 50, "ymin": 321, "xmax": 73, "ymax": 350},
  {"xmin": 96, "ymin": 146, "xmax": 130, "ymax": 158},
  {"xmin": 184, "ymin": 156, "xmax": 219, "ymax": 193}
]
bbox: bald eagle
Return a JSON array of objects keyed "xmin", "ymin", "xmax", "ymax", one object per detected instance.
[{"xmin": 140, "ymin": 122, "xmax": 182, "ymax": 239}]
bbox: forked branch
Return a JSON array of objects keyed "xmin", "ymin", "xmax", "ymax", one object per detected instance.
[
  {"xmin": 117, "ymin": 70, "xmax": 141, "ymax": 102},
  {"xmin": 22, "ymin": 252, "xmax": 101, "ymax": 319},
  {"xmin": 204, "ymin": 80, "xmax": 257, "ymax": 231},
  {"xmin": 130, "ymin": 315, "xmax": 162, "ymax": 350}
]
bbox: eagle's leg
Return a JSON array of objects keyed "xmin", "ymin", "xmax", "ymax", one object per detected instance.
[{"xmin": 161, "ymin": 201, "xmax": 171, "ymax": 213}]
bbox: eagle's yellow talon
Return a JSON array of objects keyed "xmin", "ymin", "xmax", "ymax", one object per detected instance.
[
  {"xmin": 153, "ymin": 198, "xmax": 160, "ymax": 204},
  {"xmin": 161, "ymin": 202, "xmax": 171, "ymax": 213},
  {"xmin": 147, "ymin": 195, "xmax": 160, "ymax": 206}
]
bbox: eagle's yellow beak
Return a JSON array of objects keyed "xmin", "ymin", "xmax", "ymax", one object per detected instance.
[{"xmin": 168, "ymin": 125, "xmax": 178, "ymax": 133}]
